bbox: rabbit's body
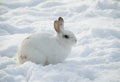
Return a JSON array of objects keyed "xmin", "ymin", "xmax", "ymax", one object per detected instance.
[
  {"xmin": 17, "ymin": 17, "xmax": 77, "ymax": 65},
  {"xmin": 18, "ymin": 33, "xmax": 71, "ymax": 65}
]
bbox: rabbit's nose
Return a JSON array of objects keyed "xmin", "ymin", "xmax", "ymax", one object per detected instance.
[
  {"xmin": 75, "ymin": 39, "xmax": 77, "ymax": 43},
  {"xmin": 74, "ymin": 38, "xmax": 77, "ymax": 43}
]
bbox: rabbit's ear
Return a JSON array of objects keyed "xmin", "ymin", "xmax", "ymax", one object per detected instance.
[
  {"xmin": 54, "ymin": 20, "xmax": 60, "ymax": 33},
  {"xmin": 58, "ymin": 17, "xmax": 64, "ymax": 28}
]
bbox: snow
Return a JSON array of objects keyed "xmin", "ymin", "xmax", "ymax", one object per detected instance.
[{"xmin": 0, "ymin": 0, "xmax": 120, "ymax": 82}]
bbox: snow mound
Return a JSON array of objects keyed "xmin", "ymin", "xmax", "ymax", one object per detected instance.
[{"xmin": 0, "ymin": 23, "xmax": 33, "ymax": 35}]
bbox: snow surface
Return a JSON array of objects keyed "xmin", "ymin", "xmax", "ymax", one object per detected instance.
[{"xmin": 0, "ymin": 0, "xmax": 120, "ymax": 82}]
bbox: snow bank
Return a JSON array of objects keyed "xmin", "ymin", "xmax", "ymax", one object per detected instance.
[{"xmin": 0, "ymin": 0, "xmax": 120, "ymax": 82}]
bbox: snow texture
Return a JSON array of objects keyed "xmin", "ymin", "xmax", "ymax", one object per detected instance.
[{"xmin": 0, "ymin": 0, "xmax": 120, "ymax": 82}]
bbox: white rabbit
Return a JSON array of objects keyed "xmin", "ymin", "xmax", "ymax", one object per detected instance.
[{"xmin": 17, "ymin": 17, "xmax": 77, "ymax": 65}]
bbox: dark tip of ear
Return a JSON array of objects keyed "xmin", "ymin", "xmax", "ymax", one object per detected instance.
[{"xmin": 58, "ymin": 17, "xmax": 63, "ymax": 21}]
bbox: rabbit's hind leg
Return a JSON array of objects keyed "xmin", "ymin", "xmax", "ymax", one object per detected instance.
[{"xmin": 17, "ymin": 54, "xmax": 28, "ymax": 64}]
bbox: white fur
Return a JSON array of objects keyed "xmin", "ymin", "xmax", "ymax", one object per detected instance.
[{"xmin": 17, "ymin": 17, "xmax": 76, "ymax": 65}]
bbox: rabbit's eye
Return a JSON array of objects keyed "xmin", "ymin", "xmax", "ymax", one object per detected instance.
[{"xmin": 63, "ymin": 35, "xmax": 69, "ymax": 39}]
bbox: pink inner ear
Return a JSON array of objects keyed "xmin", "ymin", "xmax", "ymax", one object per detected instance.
[{"xmin": 54, "ymin": 21, "xmax": 60, "ymax": 33}]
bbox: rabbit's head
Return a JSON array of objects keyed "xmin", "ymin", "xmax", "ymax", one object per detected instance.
[{"xmin": 54, "ymin": 17, "xmax": 77, "ymax": 47}]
